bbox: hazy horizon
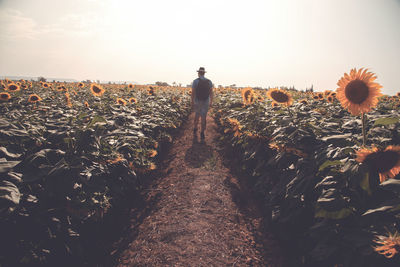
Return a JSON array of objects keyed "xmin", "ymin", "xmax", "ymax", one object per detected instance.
[{"xmin": 1, "ymin": 0, "xmax": 399, "ymax": 94}]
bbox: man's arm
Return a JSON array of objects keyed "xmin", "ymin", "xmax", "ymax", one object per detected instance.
[
  {"xmin": 191, "ymin": 79, "xmax": 196, "ymax": 106},
  {"xmin": 209, "ymin": 80, "xmax": 213, "ymax": 106}
]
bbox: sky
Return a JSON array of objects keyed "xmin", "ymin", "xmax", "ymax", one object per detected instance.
[{"xmin": 0, "ymin": 0, "xmax": 399, "ymax": 94}]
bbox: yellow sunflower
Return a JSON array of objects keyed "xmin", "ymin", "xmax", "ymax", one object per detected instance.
[
  {"xmin": 327, "ymin": 95, "xmax": 334, "ymax": 103},
  {"xmin": 356, "ymin": 145, "xmax": 400, "ymax": 183},
  {"xmin": 0, "ymin": 92, "xmax": 11, "ymax": 101},
  {"xmin": 116, "ymin": 98, "xmax": 127, "ymax": 106},
  {"xmin": 128, "ymin": 84, "xmax": 134, "ymax": 89},
  {"xmin": 299, "ymin": 99, "xmax": 308, "ymax": 105},
  {"xmin": 266, "ymin": 88, "xmax": 293, "ymax": 106},
  {"xmin": 78, "ymin": 82, "xmax": 84, "ymax": 88},
  {"xmin": 241, "ymin": 87, "xmax": 255, "ymax": 105},
  {"xmin": 90, "ymin": 84, "xmax": 105, "ymax": 97},
  {"xmin": 7, "ymin": 83, "xmax": 20, "ymax": 92},
  {"xmin": 28, "ymin": 94, "xmax": 42, "ymax": 103},
  {"xmin": 84, "ymin": 101, "xmax": 89, "ymax": 108},
  {"xmin": 373, "ymin": 231, "xmax": 400, "ymax": 258},
  {"xmin": 129, "ymin": 97, "xmax": 137, "ymax": 104},
  {"xmin": 336, "ymin": 68, "xmax": 382, "ymax": 115}
]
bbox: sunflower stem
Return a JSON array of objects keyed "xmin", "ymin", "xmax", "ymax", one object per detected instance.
[{"xmin": 362, "ymin": 112, "xmax": 367, "ymax": 146}]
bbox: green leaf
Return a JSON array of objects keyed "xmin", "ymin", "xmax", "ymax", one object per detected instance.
[
  {"xmin": 87, "ymin": 116, "xmax": 107, "ymax": 128},
  {"xmin": 315, "ymin": 204, "xmax": 353, "ymax": 219},
  {"xmin": 373, "ymin": 117, "xmax": 399, "ymax": 126},
  {"xmin": 0, "ymin": 180, "xmax": 20, "ymax": 213},
  {"xmin": 318, "ymin": 160, "xmax": 343, "ymax": 172}
]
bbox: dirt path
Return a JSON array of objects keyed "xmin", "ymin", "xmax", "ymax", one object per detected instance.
[{"xmin": 116, "ymin": 111, "xmax": 283, "ymax": 267}]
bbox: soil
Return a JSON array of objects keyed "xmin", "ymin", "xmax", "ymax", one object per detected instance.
[{"xmin": 114, "ymin": 111, "xmax": 284, "ymax": 267}]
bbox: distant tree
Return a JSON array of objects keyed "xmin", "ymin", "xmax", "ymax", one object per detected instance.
[
  {"xmin": 155, "ymin": 81, "xmax": 170, "ymax": 86},
  {"xmin": 38, "ymin": 76, "xmax": 46, "ymax": 82}
]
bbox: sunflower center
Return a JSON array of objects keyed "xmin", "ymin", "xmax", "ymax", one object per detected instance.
[
  {"xmin": 270, "ymin": 91, "xmax": 289, "ymax": 103},
  {"xmin": 9, "ymin": 85, "xmax": 18, "ymax": 91},
  {"xmin": 93, "ymin": 86, "xmax": 101, "ymax": 93},
  {"xmin": 364, "ymin": 150, "xmax": 399, "ymax": 173},
  {"xmin": 1, "ymin": 94, "xmax": 8, "ymax": 99},
  {"xmin": 345, "ymin": 80, "xmax": 369, "ymax": 104}
]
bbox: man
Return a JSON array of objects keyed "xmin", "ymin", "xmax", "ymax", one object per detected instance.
[{"xmin": 191, "ymin": 67, "xmax": 213, "ymax": 140}]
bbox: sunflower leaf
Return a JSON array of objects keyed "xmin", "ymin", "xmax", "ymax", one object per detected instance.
[{"xmin": 373, "ymin": 117, "xmax": 399, "ymax": 127}]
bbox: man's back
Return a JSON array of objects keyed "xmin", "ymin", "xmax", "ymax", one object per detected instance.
[{"xmin": 192, "ymin": 76, "xmax": 212, "ymax": 100}]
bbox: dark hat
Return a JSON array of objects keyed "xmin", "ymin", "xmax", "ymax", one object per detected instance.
[{"xmin": 197, "ymin": 67, "xmax": 206, "ymax": 73}]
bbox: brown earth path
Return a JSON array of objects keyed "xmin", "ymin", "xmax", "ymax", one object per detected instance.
[{"xmin": 115, "ymin": 111, "xmax": 284, "ymax": 267}]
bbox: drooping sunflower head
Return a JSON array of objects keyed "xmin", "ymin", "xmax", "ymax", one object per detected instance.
[
  {"xmin": 129, "ymin": 97, "xmax": 137, "ymax": 104},
  {"xmin": 116, "ymin": 98, "xmax": 127, "ymax": 106},
  {"xmin": 148, "ymin": 86, "xmax": 155, "ymax": 96},
  {"xmin": 299, "ymin": 99, "xmax": 308, "ymax": 105},
  {"xmin": 28, "ymin": 94, "xmax": 42, "ymax": 103},
  {"xmin": 90, "ymin": 84, "xmax": 105, "ymax": 97},
  {"xmin": 0, "ymin": 92, "xmax": 11, "ymax": 101},
  {"xmin": 266, "ymin": 88, "xmax": 293, "ymax": 106},
  {"xmin": 336, "ymin": 68, "xmax": 383, "ymax": 115},
  {"xmin": 57, "ymin": 85, "xmax": 66, "ymax": 91},
  {"xmin": 356, "ymin": 145, "xmax": 400, "ymax": 183},
  {"xmin": 373, "ymin": 231, "xmax": 400, "ymax": 258},
  {"xmin": 241, "ymin": 87, "xmax": 255, "ymax": 105},
  {"xmin": 7, "ymin": 83, "xmax": 20, "ymax": 92}
]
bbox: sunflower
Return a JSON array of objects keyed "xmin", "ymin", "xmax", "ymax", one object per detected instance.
[
  {"xmin": 396, "ymin": 92, "xmax": 400, "ymax": 97},
  {"xmin": 57, "ymin": 85, "xmax": 66, "ymax": 91},
  {"xmin": 356, "ymin": 145, "xmax": 400, "ymax": 183},
  {"xmin": 299, "ymin": 99, "xmax": 308, "ymax": 105},
  {"xmin": 7, "ymin": 83, "xmax": 20, "ymax": 92},
  {"xmin": 312, "ymin": 94, "xmax": 319, "ymax": 100},
  {"xmin": 84, "ymin": 101, "xmax": 89, "ymax": 108},
  {"xmin": 128, "ymin": 84, "xmax": 134, "ymax": 89},
  {"xmin": 129, "ymin": 97, "xmax": 137, "ymax": 104},
  {"xmin": 78, "ymin": 82, "xmax": 84, "ymax": 88},
  {"xmin": 266, "ymin": 88, "xmax": 293, "ymax": 106},
  {"xmin": 373, "ymin": 231, "xmax": 400, "ymax": 258},
  {"xmin": 148, "ymin": 86, "xmax": 155, "ymax": 96},
  {"xmin": 336, "ymin": 68, "xmax": 382, "ymax": 115},
  {"xmin": 28, "ymin": 94, "xmax": 42, "ymax": 103},
  {"xmin": 21, "ymin": 84, "xmax": 28, "ymax": 89},
  {"xmin": 327, "ymin": 95, "xmax": 334, "ymax": 103},
  {"xmin": 148, "ymin": 150, "xmax": 158, "ymax": 157},
  {"xmin": 65, "ymin": 92, "xmax": 72, "ymax": 107},
  {"xmin": 241, "ymin": 87, "xmax": 255, "ymax": 105},
  {"xmin": 116, "ymin": 98, "xmax": 127, "ymax": 106},
  {"xmin": 0, "ymin": 92, "xmax": 11, "ymax": 101},
  {"xmin": 226, "ymin": 118, "xmax": 242, "ymax": 137},
  {"xmin": 42, "ymin": 82, "xmax": 50, "ymax": 88},
  {"xmin": 271, "ymin": 101, "xmax": 279, "ymax": 107},
  {"xmin": 317, "ymin": 92, "xmax": 324, "ymax": 99},
  {"xmin": 90, "ymin": 84, "xmax": 105, "ymax": 97}
]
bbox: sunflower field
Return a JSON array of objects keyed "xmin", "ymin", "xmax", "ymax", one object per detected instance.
[
  {"xmin": 213, "ymin": 69, "xmax": 400, "ymax": 266},
  {"xmin": 0, "ymin": 80, "xmax": 191, "ymax": 266}
]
